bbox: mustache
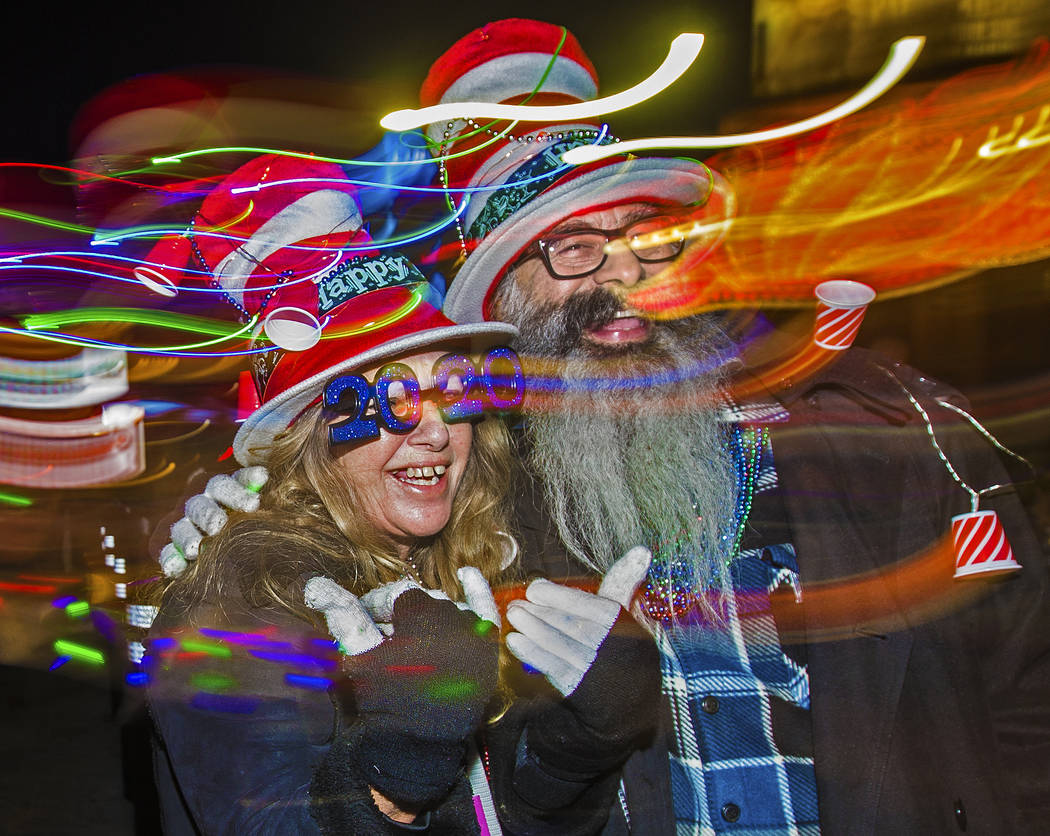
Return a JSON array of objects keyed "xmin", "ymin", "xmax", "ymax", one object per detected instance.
[
  {"xmin": 492, "ymin": 271, "xmax": 735, "ymax": 367},
  {"xmin": 532, "ymin": 288, "xmax": 626, "ymax": 354}
]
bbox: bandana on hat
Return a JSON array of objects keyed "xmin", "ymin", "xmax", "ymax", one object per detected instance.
[
  {"xmin": 317, "ymin": 252, "xmax": 427, "ymax": 315},
  {"xmin": 465, "ymin": 134, "xmax": 615, "ymax": 241}
]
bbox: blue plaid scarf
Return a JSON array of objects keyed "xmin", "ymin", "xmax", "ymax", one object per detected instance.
[{"xmin": 654, "ymin": 425, "xmax": 821, "ymax": 835}]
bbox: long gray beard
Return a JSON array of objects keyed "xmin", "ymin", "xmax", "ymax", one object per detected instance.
[{"xmin": 493, "ymin": 278, "xmax": 739, "ymax": 602}]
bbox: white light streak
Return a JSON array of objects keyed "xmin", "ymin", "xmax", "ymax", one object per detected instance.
[
  {"xmin": 562, "ymin": 36, "xmax": 925, "ymax": 164},
  {"xmin": 379, "ymin": 33, "xmax": 705, "ymax": 131}
]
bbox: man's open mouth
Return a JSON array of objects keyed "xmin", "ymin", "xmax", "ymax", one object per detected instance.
[{"xmin": 583, "ymin": 309, "xmax": 653, "ymax": 345}]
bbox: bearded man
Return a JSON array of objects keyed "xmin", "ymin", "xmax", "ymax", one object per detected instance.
[{"xmin": 421, "ymin": 18, "xmax": 1050, "ymax": 836}]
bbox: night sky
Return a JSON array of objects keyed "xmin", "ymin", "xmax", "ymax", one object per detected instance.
[{"xmin": 0, "ymin": 2, "xmax": 752, "ymax": 163}]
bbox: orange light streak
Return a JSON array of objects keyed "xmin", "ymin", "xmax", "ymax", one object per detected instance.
[{"xmin": 623, "ymin": 40, "xmax": 1050, "ymax": 319}]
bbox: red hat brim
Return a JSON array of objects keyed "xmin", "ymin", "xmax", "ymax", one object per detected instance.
[{"xmin": 233, "ymin": 287, "xmax": 516, "ymax": 465}]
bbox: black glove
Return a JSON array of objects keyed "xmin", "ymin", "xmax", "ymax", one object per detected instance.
[
  {"xmin": 481, "ymin": 606, "xmax": 661, "ymax": 833},
  {"xmin": 529, "ymin": 610, "xmax": 660, "ymax": 768},
  {"xmin": 344, "ymin": 589, "xmax": 498, "ymax": 808},
  {"xmin": 502, "ymin": 548, "xmax": 662, "ymax": 788}
]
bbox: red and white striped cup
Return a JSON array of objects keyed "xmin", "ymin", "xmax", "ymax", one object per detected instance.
[
  {"xmin": 813, "ymin": 280, "xmax": 876, "ymax": 350},
  {"xmin": 950, "ymin": 509, "xmax": 1021, "ymax": 579}
]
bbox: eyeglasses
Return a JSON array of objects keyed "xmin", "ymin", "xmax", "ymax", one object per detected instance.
[
  {"xmin": 323, "ymin": 348, "xmax": 524, "ymax": 447},
  {"xmin": 515, "ymin": 214, "xmax": 690, "ymax": 280}
]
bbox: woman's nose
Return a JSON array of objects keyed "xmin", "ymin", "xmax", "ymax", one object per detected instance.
[{"xmin": 407, "ymin": 401, "xmax": 450, "ymax": 448}]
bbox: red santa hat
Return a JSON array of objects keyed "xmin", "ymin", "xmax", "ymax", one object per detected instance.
[
  {"xmin": 422, "ymin": 18, "xmax": 735, "ymax": 323},
  {"xmin": 133, "ymin": 153, "xmax": 368, "ymax": 348}
]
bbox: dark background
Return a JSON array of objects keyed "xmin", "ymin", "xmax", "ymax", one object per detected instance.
[{"xmin": 0, "ymin": 2, "xmax": 753, "ymax": 163}]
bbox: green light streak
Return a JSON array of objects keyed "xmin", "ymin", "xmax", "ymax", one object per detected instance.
[
  {"xmin": 191, "ymin": 672, "xmax": 236, "ymax": 692},
  {"xmin": 0, "ymin": 491, "xmax": 32, "ymax": 507},
  {"xmin": 109, "ymin": 162, "xmax": 210, "ymax": 179},
  {"xmin": 23, "ymin": 308, "xmax": 249, "ymax": 337},
  {"xmin": 0, "ymin": 316, "xmax": 258, "ymax": 353},
  {"xmin": 425, "ymin": 675, "xmax": 478, "ymax": 701},
  {"xmin": 0, "ymin": 209, "xmax": 241, "ymax": 246},
  {"xmin": 65, "ymin": 601, "xmax": 90, "ymax": 618},
  {"xmin": 95, "ymin": 202, "xmax": 252, "ymax": 244},
  {"xmin": 92, "ymin": 222, "xmax": 205, "ymax": 244},
  {"xmin": 150, "ymin": 124, "xmax": 511, "ymax": 169},
  {"xmin": 0, "ymin": 208, "xmax": 96, "ymax": 235},
  {"xmin": 153, "ymin": 147, "xmax": 376, "ymax": 167},
  {"xmin": 181, "ymin": 640, "xmax": 232, "ymax": 658},
  {"xmin": 320, "ymin": 287, "xmax": 423, "ymax": 339},
  {"xmin": 53, "ymin": 640, "xmax": 105, "ymax": 665}
]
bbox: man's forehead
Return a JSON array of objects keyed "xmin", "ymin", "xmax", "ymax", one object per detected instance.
[{"xmin": 547, "ymin": 201, "xmax": 671, "ymax": 233}]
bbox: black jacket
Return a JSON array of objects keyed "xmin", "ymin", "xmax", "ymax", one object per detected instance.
[{"xmin": 511, "ymin": 349, "xmax": 1050, "ymax": 835}]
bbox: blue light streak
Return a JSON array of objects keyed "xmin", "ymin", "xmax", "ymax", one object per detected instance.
[
  {"xmin": 248, "ymin": 649, "xmax": 338, "ymax": 670},
  {"xmin": 285, "ymin": 673, "xmax": 333, "ymax": 691}
]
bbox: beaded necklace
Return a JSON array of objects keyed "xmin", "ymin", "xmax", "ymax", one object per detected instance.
[
  {"xmin": 187, "ymin": 213, "xmax": 291, "ymax": 324},
  {"xmin": 641, "ymin": 423, "xmax": 766, "ymax": 622},
  {"xmin": 404, "ymin": 553, "xmax": 421, "ymax": 583}
]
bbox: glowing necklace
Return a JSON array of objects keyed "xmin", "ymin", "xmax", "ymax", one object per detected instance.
[{"xmin": 641, "ymin": 423, "xmax": 766, "ymax": 622}]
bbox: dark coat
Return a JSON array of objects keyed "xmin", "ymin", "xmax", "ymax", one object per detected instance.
[
  {"xmin": 513, "ymin": 349, "xmax": 1050, "ymax": 835},
  {"xmin": 147, "ymin": 578, "xmax": 484, "ymax": 835}
]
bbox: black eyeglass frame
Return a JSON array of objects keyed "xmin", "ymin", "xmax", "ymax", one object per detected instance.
[{"xmin": 511, "ymin": 214, "xmax": 689, "ymax": 280}]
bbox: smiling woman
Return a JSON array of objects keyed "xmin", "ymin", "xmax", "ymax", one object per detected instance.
[
  {"xmin": 332, "ymin": 350, "xmax": 475, "ymax": 554},
  {"xmin": 146, "ymin": 272, "xmax": 524, "ymax": 832}
]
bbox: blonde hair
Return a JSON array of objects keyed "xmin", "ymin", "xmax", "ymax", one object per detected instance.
[{"xmin": 161, "ymin": 404, "xmax": 517, "ymax": 626}]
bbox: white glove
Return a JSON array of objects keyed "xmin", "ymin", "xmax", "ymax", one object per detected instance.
[
  {"xmin": 505, "ymin": 546, "xmax": 651, "ymax": 697},
  {"xmin": 160, "ymin": 466, "xmax": 270, "ymax": 577},
  {"xmin": 304, "ymin": 576, "xmax": 385, "ymax": 655},
  {"xmin": 361, "ymin": 566, "xmax": 501, "ymax": 628},
  {"xmin": 307, "ymin": 566, "xmax": 500, "ymax": 654}
]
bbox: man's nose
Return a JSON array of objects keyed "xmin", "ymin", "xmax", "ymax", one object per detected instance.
[{"xmin": 590, "ymin": 244, "xmax": 645, "ymax": 288}]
